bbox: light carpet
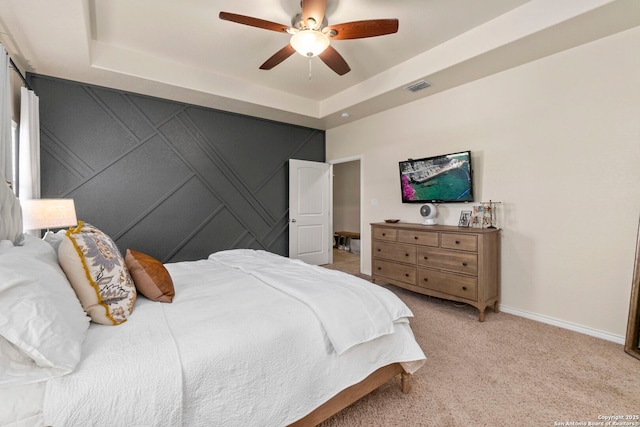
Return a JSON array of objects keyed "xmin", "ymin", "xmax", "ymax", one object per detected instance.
[{"xmin": 321, "ymin": 254, "xmax": 640, "ymax": 426}]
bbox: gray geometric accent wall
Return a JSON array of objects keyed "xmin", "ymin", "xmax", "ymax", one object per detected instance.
[{"xmin": 30, "ymin": 74, "xmax": 325, "ymax": 263}]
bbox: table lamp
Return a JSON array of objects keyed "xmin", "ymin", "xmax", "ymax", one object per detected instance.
[{"xmin": 21, "ymin": 198, "xmax": 78, "ymax": 237}]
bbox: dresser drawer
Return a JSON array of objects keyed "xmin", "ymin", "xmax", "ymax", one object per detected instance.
[
  {"xmin": 417, "ymin": 268, "xmax": 478, "ymax": 300},
  {"xmin": 441, "ymin": 233, "xmax": 478, "ymax": 252},
  {"xmin": 398, "ymin": 229, "xmax": 439, "ymax": 247},
  {"xmin": 373, "ymin": 259, "xmax": 416, "ymax": 285},
  {"xmin": 372, "ymin": 227, "xmax": 398, "ymax": 242},
  {"xmin": 373, "ymin": 241, "xmax": 416, "ymax": 264},
  {"xmin": 418, "ymin": 247, "xmax": 478, "ymax": 275}
]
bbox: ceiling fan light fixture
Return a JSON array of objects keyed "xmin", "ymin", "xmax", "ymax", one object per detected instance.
[{"xmin": 290, "ymin": 29, "xmax": 329, "ymax": 57}]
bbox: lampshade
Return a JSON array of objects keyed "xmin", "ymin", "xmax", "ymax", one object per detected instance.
[
  {"xmin": 21, "ymin": 199, "xmax": 78, "ymax": 231},
  {"xmin": 290, "ymin": 30, "xmax": 330, "ymax": 57}
]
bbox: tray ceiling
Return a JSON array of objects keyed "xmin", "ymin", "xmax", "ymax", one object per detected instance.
[{"xmin": 1, "ymin": 0, "xmax": 638, "ymax": 129}]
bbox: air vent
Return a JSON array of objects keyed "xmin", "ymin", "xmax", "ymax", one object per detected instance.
[{"xmin": 405, "ymin": 80, "xmax": 431, "ymax": 93}]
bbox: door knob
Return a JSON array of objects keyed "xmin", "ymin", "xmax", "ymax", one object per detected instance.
[{"xmin": 291, "ymin": 219, "xmax": 296, "ymax": 223}]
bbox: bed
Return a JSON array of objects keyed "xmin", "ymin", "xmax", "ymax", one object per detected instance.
[{"xmin": 0, "ymin": 178, "xmax": 425, "ymax": 426}]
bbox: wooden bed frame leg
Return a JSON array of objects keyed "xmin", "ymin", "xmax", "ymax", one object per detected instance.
[{"xmin": 400, "ymin": 372, "xmax": 412, "ymax": 394}]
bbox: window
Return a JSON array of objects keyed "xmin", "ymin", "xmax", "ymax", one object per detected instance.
[{"xmin": 9, "ymin": 119, "xmax": 18, "ymax": 191}]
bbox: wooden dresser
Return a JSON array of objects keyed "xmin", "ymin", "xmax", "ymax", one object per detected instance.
[{"xmin": 371, "ymin": 222, "xmax": 501, "ymax": 321}]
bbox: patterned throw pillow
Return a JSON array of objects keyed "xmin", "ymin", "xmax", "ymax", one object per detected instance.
[
  {"xmin": 58, "ymin": 222, "xmax": 136, "ymax": 325},
  {"xmin": 125, "ymin": 249, "xmax": 175, "ymax": 303}
]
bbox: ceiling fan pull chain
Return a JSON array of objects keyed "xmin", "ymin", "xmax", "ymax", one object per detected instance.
[{"xmin": 308, "ymin": 57, "xmax": 312, "ymax": 80}]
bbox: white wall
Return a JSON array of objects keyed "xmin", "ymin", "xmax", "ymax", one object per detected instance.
[
  {"xmin": 332, "ymin": 161, "xmax": 360, "ymax": 233},
  {"xmin": 326, "ymin": 27, "xmax": 640, "ymax": 341}
]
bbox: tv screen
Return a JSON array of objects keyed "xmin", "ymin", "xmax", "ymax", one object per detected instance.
[{"xmin": 399, "ymin": 150, "xmax": 474, "ymax": 203}]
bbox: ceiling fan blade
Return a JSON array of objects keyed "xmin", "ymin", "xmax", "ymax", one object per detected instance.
[
  {"xmin": 318, "ymin": 46, "xmax": 350, "ymax": 76},
  {"xmin": 219, "ymin": 11, "xmax": 289, "ymax": 33},
  {"xmin": 259, "ymin": 44, "xmax": 296, "ymax": 70},
  {"xmin": 301, "ymin": 0, "xmax": 327, "ymax": 29},
  {"xmin": 327, "ymin": 19, "xmax": 399, "ymax": 40}
]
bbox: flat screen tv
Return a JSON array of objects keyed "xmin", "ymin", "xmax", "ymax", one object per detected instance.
[{"xmin": 399, "ymin": 150, "xmax": 474, "ymax": 203}]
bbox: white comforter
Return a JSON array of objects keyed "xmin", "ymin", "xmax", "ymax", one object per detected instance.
[
  {"xmin": 43, "ymin": 251, "xmax": 425, "ymax": 426},
  {"xmin": 210, "ymin": 250, "xmax": 414, "ymax": 354}
]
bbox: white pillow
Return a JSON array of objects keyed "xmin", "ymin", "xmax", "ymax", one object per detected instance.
[
  {"xmin": 43, "ymin": 229, "xmax": 67, "ymax": 253},
  {"xmin": 0, "ymin": 235, "xmax": 90, "ymax": 387}
]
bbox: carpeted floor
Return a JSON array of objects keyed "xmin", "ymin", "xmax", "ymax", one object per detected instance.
[{"xmin": 321, "ymin": 250, "xmax": 640, "ymax": 426}]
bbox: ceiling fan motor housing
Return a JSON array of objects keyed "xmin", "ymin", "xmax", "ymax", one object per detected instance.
[{"xmin": 292, "ymin": 13, "xmax": 328, "ymax": 30}]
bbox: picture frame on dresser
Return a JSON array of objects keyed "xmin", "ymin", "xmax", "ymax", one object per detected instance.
[{"xmin": 458, "ymin": 211, "xmax": 472, "ymax": 228}]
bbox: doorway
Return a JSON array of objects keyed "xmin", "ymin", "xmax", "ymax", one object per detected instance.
[{"xmin": 330, "ymin": 156, "xmax": 362, "ymax": 275}]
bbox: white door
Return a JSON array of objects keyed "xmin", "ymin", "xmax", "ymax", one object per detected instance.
[{"xmin": 289, "ymin": 159, "xmax": 331, "ymax": 265}]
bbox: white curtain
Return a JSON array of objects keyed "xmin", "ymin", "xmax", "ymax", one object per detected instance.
[
  {"xmin": 18, "ymin": 86, "xmax": 40, "ymax": 201},
  {"xmin": 0, "ymin": 44, "xmax": 12, "ymax": 185}
]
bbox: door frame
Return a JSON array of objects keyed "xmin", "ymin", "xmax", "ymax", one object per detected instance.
[{"xmin": 329, "ymin": 155, "xmax": 364, "ymax": 274}]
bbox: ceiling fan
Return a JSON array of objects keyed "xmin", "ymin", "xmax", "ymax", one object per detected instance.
[{"xmin": 219, "ymin": 0, "xmax": 399, "ymax": 76}]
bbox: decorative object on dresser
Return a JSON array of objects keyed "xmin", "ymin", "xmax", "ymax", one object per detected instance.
[
  {"xmin": 472, "ymin": 200, "xmax": 501, "ymax": 228},
  {"xmin": 458, "ymin": 210, "xmax": 472, "ymax": 228},
  {"xmin": 371, "ymin": 222, "xmax": 501, "ymax": 321},
  {"xmin": 419, "ymin": 203, "xmax": 437, "ymax": 225}
]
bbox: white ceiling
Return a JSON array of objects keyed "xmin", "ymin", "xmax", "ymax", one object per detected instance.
[{"xmin": 1, "ymin": 0, "xmax": 638, "ymax": 129}]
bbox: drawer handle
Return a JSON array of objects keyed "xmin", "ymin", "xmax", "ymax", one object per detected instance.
[
  {"xmin": 377, "ymin": 267, "xmax": 382, "ymax": 270},
  {"xmin": 377, "ymin": 249, "xmax": 381, "ymax": 252},
  {"xmin": 423, "ymin": 256, "xmax": 428, "ymax": 260},
  {"xmin": 462, "ymin": 262, "xmax": 468, "ymax": 267},
  {"xmin": 382, "ymin": 233, "xmax": 386, "ymax": 236},
  {"xmin": 414, "ymin": 236, "xmax": 418, "ymax": 240},
  {"xmin": 405, "ymin": 253, "xmax": 409, "ymax": 257},
  {"xmin": 423, "ymin": 278, "xmax": 428, "ymax": 282},
  {"xmin": 405, "ymin": 273, "xmax": 409, "ymax": 277},
  {"xmin": 455, "ymin": 240, "xmax": 460, "ymax": 244},
  {"xmin": 462, "ymin": 286, "xmax": 467, "ymax": 291}
]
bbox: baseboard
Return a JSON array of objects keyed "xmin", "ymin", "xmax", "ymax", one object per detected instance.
[{"xmin": 499, "ymin": 305, "xmax": 625, "ymax": 345}]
